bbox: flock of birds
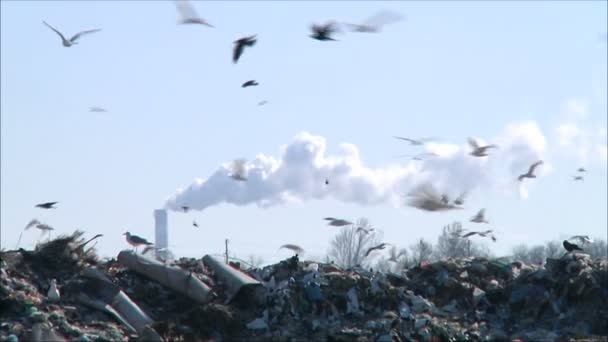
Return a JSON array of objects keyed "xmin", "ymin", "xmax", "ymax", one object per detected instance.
[{"xmin": 18, "ymin": 1, "xmax": 600, "ymax": 264}]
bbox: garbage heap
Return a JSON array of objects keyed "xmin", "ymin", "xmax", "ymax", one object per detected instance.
[{"xmin": 1, "ymin": 232, "xmax": 607, "ymax": 342}]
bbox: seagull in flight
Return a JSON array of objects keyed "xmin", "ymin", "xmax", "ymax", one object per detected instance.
[
  {"xmin": 344, "ymin": 10, "xmax": 404, "ymax": 33},
  {"xmin": 42, "ymin": 21, "xmax": 101, "ymax": 47},
  {"xmin": 193, "ymin": 221, "xmax": 199, "ymax": 228},
  {"xmin": 233, "ymin": 35, "xmax": 257, "ymax": 64},
  {"xmin": 242, "ymin": 80, "xmax": 259, "ymax": 88},
  {"xmin": 258, "ymin": 100, "xmax": 268, "ymax": 106},
  {"xmin": 461, "ymin": 229, "xmax": 496, "ymax": 242},
  {"xmin": 174, "ymin": 0, "xmax": 214, "ymax": 27},
  {"xmin": 577, "ymin": 167, "xmax": 587, "ymax": 172},
  {"xmin": 89, "ymin": 106, "xmax": 107, "ymax": 113},
  {"xmin": 518, "ymin": 160, "xmax": 543, "ymax": 181},
  {"xmin": 393, "ymin": 136, "xmax": 436, "ymax": 146},
  {"xmin": 182, "ymin": 206, "xmax": 190, "ymax": 213},
  {"xmin": 310, "ymin": 21, "xmax": 340, "ymax": 41},
  {"xmin": 279, "ymin": 244, "xmax": 305, "ymax": 254},
  {"xmin": 470, "ymin": 208, "xmax": 489, "ymax": 224},
  {"xmin": 324, "ymin": 217, "xmax": 353, "ymax": 227},
  {"xmin": 453, "ymin": 191, "xmax": 468, "ymax": 206},
  {"xmin": 365, "ymin": 243, "xmax": 391, "ymax": 257},
  {"xmin": 573, "ymin": 175, "xmax": 584, "ymax": 181},
  {"xmin": 35, "ymin": 201, "xmax": 58, "ymax": 209},
  {"xmin": 468, "ymin": 137, "xmax": 498, "ymax": 157}
]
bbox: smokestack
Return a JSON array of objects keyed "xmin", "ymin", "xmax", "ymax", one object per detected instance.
[{"xmin": 154, "ymin": 209, "xmax": 168, "ymax": 261}]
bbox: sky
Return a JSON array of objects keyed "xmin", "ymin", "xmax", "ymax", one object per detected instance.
[{"xmin": 1, "ymin": 1, "xmax": 607, "ymax": 266}]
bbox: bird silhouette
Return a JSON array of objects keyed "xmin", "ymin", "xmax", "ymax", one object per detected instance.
[
  {"xmin": 35, "ymin": 201, "xmax": 58, "ymax": 209},
  {"xmin": 42, "ymin": 21, "xmax": 101, "ymax": 47},
  {"xmin": 563, "ymin": 240, "xmax": 583, "ymax": 253},
  {"xmin": 518, "ymin": 160, "xmax": 543, "ymax": 181},
  {"xmin": 454, "ymin": 191, "xmax": 468, "ymax": 206},
  {"xmin": 344, "ymin": 10, "xmax": 403, "ymax": 33},
  {"xmin": 193, "ymin": 221, "xmax": 199, "ymax": 228},
  {"xmin": 325, "ymin": 179, "xmax": 329, "ymax": 185},
  {"xmin": 577, "ymin": 167, "xmax": 587, "ymax": 172},
  {"xmin": 310, "ymin": 21, "xmax": 339, "ymax": 41},
  {"xmin": 470, "ymin": 208, "xmax": 489, "ymax": 224},
  {"xmin": 182, "ymin": 206, "xmax": 190, "ymax": 212},
  {"xmin": 174, "ymin": 0, "xmax": 214, "ymax": 27},
  {"xmin": 573, "ymin": 175, "xmax": 584, "ymax": 181},
  {"xmin": 468, "ymin": 137, "xmax": 498, "ymax": 157},
  {"xmin": 242, "ymin": 80, "xmax": 259, "ymax": 88},
  {"xmin": 279, "ymin": 244, "xmax": 305, "ymax": 254},
  {"xmin": 124, "ymin": 232, "xmax": 153, "ymax": 252},
  {"xmin": 393, "ymin": 136, "xmax": 436, "ymax": 146},
  {"xmin": 324, "ymin": 217, "xmax": 353, "ymax": 226},
  {"xmin": 233, "ymin": 35, "xmax": 257, "ymax": 64},
  {"xmin": 365, "ymin": 243, "xmax": 391, "ymax": 257}
]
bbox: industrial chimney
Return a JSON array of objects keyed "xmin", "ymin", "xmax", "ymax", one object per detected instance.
[{"xmin": 154, "ymin": 209, "xmax": 168, "ymax": 261}]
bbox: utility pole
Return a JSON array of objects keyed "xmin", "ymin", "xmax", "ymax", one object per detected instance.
[{"xmin": 225, "ymin": 239, "xmax": 229, "ymax": 264}]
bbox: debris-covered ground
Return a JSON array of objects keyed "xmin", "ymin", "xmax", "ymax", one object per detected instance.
[{"xmin": 1, "ymin": 231, "xmax": 607, "ymax": 342}]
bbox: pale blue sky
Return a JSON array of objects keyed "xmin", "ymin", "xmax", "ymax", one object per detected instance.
[{"xmin": 2, "ymin": 1, "xmax": 607, "ymax": 265}]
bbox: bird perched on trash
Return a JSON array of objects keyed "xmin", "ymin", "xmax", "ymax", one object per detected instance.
[
  {"xmin": 280, "ymin": 244, "xmax": 305, "ymax": 255},
  {"xmin": 573, "ymin": 175, "xmax": 584, "ymax": 181},
  {"xmin": 47, "ymin": 279, "xmax": 60, "ymax": 302},
  {"xmin": 324, "ymin": 217, "xmax": 353, "ymax": 227},
  {"xmin": 242, "ymin": 80, "xmax": 259, "ymax": 88},
  {"xmin": 173, "ymin": 0, "xmax": 214, "ymax": 27},
  {"xmin": 563, "ymin": 240, "xmax": 583, "ymax": 253},
  {"xmin": 393, "ymin": 136, "xmax": 436, "ymax": 146},
  {"xmin": 365, "ymin": 243, "xmax": 391, "ymax": 257},
  {"xmin": 35, "ymin": 201, "xmax": 58, "ymax": 209},
  {"xmin": 233, "ymin": 35, "xmax": 257, "ymax": 64},
  {"xmin": 470, "ymin": 208, "xmax": 489, "ymax": 224},
  {"xmin": 518, "ymin": 160, "xmax": 543, "ymax": 181},
  {"xmin": 310, "ymin": 21, "xmax": 339, "ymax": 41},
  {"xmin": 123, "ymin": 232, "xmax": 153, "ymax": 252},
  {"xmin": 229, "ymin": 159, "xmax": 248, "ymax": 181},
  {"xmin": 344, "ymin": 10, "xmax": 404, "ymax": 33},
  {"xmin": 468, "ymin": 137, "xmax": 498, "ymax": 157},
  {"xmin": 42, "ymin": 21, "xmax": 101, "ymax": 47},
  {"xmin": 406, "ymin": 183, "xmax": 464, "ymax": 212}
]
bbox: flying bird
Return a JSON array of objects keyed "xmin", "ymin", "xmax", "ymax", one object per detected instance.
[
  {"xmin": 470, "ymin": 208, "xmax": 489, "ymax": 224},
  {"xmin": 89, "ymin": 106, "xmax": 107, "ymax": 112},
  {"xmin": 279, "ymin": 244, "xmax": 305, "ymax": 254},
  {"xmin": 393, "ymin": 136, "xmax": 436, "ymax": 146},
  {"xmin": 47, "ymin": 279, "xmax": 60, "ymax": 302},
  {"xmin": 440, "ymin": 194, "xmax": 450, "ymax": 205},
  {"xmin": 124, "ymin": 232, "xmax": 153, "ymax": 252},
  {"xmin": 461, "ymin": 229, "xmax": 496, "ymax": 242},
  {"xmin": 406, "ymin": 183, "xmax": 464, "ymax": 212},
  {"xmin": 468, "ymin": 137, "xmax": 498, "ymax": 157},
  {"xmin": 344, "ymin": 10, "xmax": 404, "ymax": 33},
  {"xmin": 42, "ymin": 21, "xmax": 101, "ymax": 47},
  {"xmin": 193, "ymin": 221, "xmax": 199, "ymax": 228},
  {"xmin": 310, "ymin": 21, "xmax": 339, "ymax": 41},
  {"xmin": 229, "ymin": 159, "xmax": 248, "ymax": 181},
  {"xmin": 25, "ymin": 219, "xmax": 42, "ymax": 230},
  {"xmin": 394, "ymin": 152, "xmax": 439, "ymax": 161},
  {"xmin": 365, "ymin": 243, "xmax": 391, "ymax": 257},
  {"xmin": 577, "ymin": 167, "xmax": 587, "ymax": 172},
  {"xmin": 35, "ymin": 223, "xmax": 55, "ymax": 232},
  {"xmin": 562, "ymin": 240, "xmax": 583, "ymax": 253},
  {"xmin": 518, "ymin": 160, "xmax": 543, "ymax": 181},
  {"xmin": 324, "ymin": 217, "xmax": 353, "ymax": 227},
  {"xmin": 182, "ymin": 206, "xmax": 190, "ymax": 213},
  {"xmin": 35, "ymin": 201, "xmax": 58, "ymax": 209},
  {"xmin": 453, "ymin": 191, "xmax": 468, "ymax": 206},
  {"xmin": 573, "ymin": 175, "xmax": 584, "ymax": 181},
  {"xmin": 233, "ymin": 35, "xmax": 257, "ymax": 64},
  {"xmin": 242, "ymin": 80, "xmax": 259, "ymax": 88},
  {"xmin": 174, "ymin": 0, "xmax": 214, "ymax": 27},
  {"xmin": 325, "ymin": 179, "xmax": 329, "ymax": 185},
  {"xmin": 258, "ymin": 100, "xmax": 268, "ymax": 106}
]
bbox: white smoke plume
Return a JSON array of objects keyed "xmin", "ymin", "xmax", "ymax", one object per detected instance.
[{"xmin": 164, "ymin": 122, "xmax": 548, "ymax": 212}]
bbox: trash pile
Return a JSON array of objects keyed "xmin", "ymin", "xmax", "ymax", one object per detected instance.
[{"xmin": 2, "ymin": 232, "xmax": 607, "ymax": 342}]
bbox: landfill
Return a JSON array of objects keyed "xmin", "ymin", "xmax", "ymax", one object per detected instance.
[{"xmin": 1, "ymin": 231, "xmax": 607, "ymax": 342}]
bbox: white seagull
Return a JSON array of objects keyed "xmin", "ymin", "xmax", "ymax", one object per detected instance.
[
  {"xmin": 42, "ymin": 21, "xmax": 101, "ymax": 47},
  {"xmin": 174, "ymin": 0, "xmax": 214, "ymax": 27},
  {"xmin": 47, "ymin": 279, "xmax": 61, "ymax": 302},
  {"xmin": 468, "ymin": 137, "xmax": 498, "ymax": 157}
]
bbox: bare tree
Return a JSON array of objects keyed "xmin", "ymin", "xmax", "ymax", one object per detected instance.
[
  {"xmin": 246, "ymin": 254, "xmax": 265, "ymax": 269},
  {"xmin": 435, "ymin": 222, "xmax": 468, "ymax": 259},
  {"xmin": 327, "ymin": 217, "xmax": 382, "ymax": 268},
  {"xmin": 587, "ymin": 239, "xmax": 608, "ymax": 259},
  {"xmin": 544, "ymin": 240, "xmax": 561, "ymax": 259},
  {"xmin": 528, "ymin": 245, "xmax": 546, "ymax": 264},
  {"xmin": 410, "ymin": 238, "xmax": 434, "ymax": 265},
  {"xmin": 512, "ymin": 244, "xmax": 530, "ymax": 262}
]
